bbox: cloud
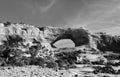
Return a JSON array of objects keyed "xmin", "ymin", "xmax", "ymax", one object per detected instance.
[
  {"xmin": 34, "ymin": 0, "xmax": 56, "ymax": 13},
  {"xmin": 65, "ymin": 0, "xmax": 120, "ymax": 29},
  {"xmin": 95, "ymin": 26, "xmax": 120, "ymax": 35},
  {"xmin": 6, "ymin": 0, "xmax": 120, "ymax": 30},
  {"xmin": 40, "ymin": 0, "xmax": 56, "ymax": 12},
  {"xmin": 24, "ymin": 0, "xmax": 56, "ymax": 13}
]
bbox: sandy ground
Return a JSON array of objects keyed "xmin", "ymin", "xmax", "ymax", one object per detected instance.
[
  {"xmin": 0, "ymin": 66, "xmax": 59, "ymax": 77},
  {"xmin": 0, "ymin": 65, "xmax": 120, "ymax": 77}
]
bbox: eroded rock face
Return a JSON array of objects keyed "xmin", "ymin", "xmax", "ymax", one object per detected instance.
[
  {"xmin": 51, "ymin": 27, "xmax": 98, "ymax": 52},
  {"xmin": 0, "ymin": 22, "xmax": 120, "ymax": 54},
  {"xmin": 0, "ymin": 23, "xmax": 57, "ymax": 66},
  {"xmin": 0, "ymin": 23, "xmax": 97, "ymax": 50},
  {"xmin": 94, "ymin": 32, "xmax": 120, "ymax": 53},
  {"xmin": 51, "ymin": 28, "xmax": 90, "ymax": 47},
  {"xmin": 41, "ymin": 26, "xmax": 66, "ymax": 43},
  {"xmin": 0, "ymin": 22, "xmax": 120, "ymax": 75}
]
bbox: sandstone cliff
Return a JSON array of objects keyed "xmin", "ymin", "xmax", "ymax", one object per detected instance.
[
  {"xmin": 0, "ymin": 22, "xmax": 120, "ymax": 77},
  {"xmin": 1, "ymin": 22, "xmax": 120, "ymax": 52}
]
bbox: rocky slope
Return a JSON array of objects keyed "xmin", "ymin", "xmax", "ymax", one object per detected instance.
[{"xmin": 0, "ymin": 22, "xmax": 120, "ymax": 77}]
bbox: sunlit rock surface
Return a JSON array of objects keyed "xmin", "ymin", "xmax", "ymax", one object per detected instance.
[{"xmin": 0, "ymin": 22, "xmax": 120, "ymax": 77}]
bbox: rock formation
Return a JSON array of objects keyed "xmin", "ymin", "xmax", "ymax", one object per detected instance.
[
  {"xmin": 0, "ymin": 22, "xmax": 120, "ymax": 53},
  {"xmin": 94, "ymin": 32, "xmax": 120, "ymax": 53},
  {"xmin": 51, "ymin": 27, "xmax": 90, "ymax": 47},
  {"xmin": 0, "ymin": 22, "xmax": 120, "ymax": 76}
]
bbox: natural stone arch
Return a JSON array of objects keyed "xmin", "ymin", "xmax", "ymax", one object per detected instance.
[{"xmin": 51, "ymin": 28, "xmax": 90, "ymax": 48}]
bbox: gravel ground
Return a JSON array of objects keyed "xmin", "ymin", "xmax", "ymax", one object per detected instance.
[
  {"xmin": 0, "ymin": 66, "xmax": 60, "ymax": 77},
  {"xmin": 0, "ymin": 65, "xmax": 120, "ymax": 77}
]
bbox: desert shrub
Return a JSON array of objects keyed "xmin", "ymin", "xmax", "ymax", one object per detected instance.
[
  {"xmin": 93, "ymin": 65, "xmax": 116, "ymax": 74},
  {"xmin": 0, "ymin": 45, "xmax": 11, "ymax": 66},
  {"xmin": 18, "ymin": 57, "xmax": 31, "ymax": 66},
  {"xmin": 106, "ymin": 61, "xmax": 120, "ymax": 66},
  {"xmin": 29, "ymin": 45, "xmax": 39, "ymax": 58},
  {"xmin": 44, "ymin": 56, "xmax": 55, "ymax": 62},
  {"xmin": 0, "ymin": 57, "xmax": 7, "ymax": 66},
  {"xmin": 54, "ymin": 51, "xmax": 79, "ymax": 69},
  {"xmin": 30, "ymin": 57, "xmax": 46, "ymax": 67},
  {"xmin": 104, "ymin": 54, "xmax": 120, "ymax": 60},
  {"xmin": 0, "ymin": 47, "xmax": 11, "ymax": 59},
  {"xmin": 46, "ymin": 61, "xmax": 58, "ymax": 70},
  {"xmin": 3, "ymin": 35, "xmax": 23, "ymax": 47},
  {"xmin": 44, "ymin": 56, "xmax": 58, "ymax": 69},
  {"xmin": 4, "ymin": 21, "xmax": 11, "ymax": 27},
  {"xmin": 9, "ymin": 56, "xmax": 31, "ymax": 66},
  {"xmin": 0, "ymin": 43, "xmax": 29, "ymax": 66},
  {"xmin": 29, "ymin": 39, "xmax": 42, "ymax": 58}
]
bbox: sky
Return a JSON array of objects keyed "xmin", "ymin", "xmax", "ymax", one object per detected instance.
[{"xmin": 0, "ymin": 0, "xmax": 120, "ymax": 32}]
